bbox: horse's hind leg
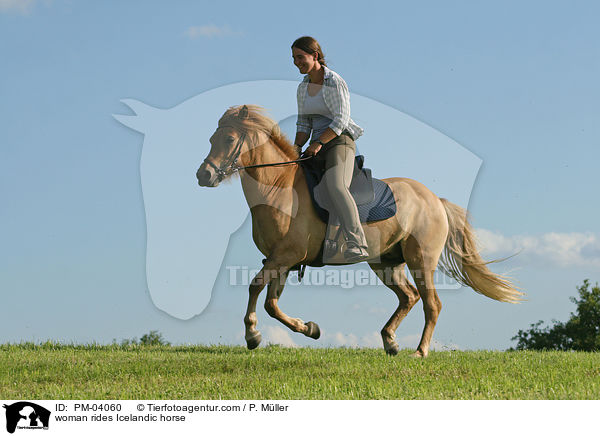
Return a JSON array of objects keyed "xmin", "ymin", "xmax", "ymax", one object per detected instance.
[
  {"xmin": 406, "ymin": 257, "xmax": 442, "ymax": 358},
  {"xmin": 368, "ymin": 262, "xmax": 420, "ymax": 355}
]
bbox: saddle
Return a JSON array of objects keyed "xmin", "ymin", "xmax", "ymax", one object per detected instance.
[
  {"xmin": 296, "ymin": 154, "xmax": 397, "ymax": 268},
  {"xmin": 301, "ymin": 155, "xmax": 397, "ymax": 225},
  {"xmin": 264, "ymin": 155, "xmax": 398, "ymax": 276}
]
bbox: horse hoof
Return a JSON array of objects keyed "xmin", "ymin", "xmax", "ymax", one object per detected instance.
[
  {"xmin": 410, "ymin": 350, "xmax": 426, "ymax": 358},
  {"xmin": 246, "ymin": 332, "xmax": 262, "ymax": 350},
  {"xmin": 304, "ymin": 321, "xmax": 321, "ymax": 340},
  {"xmin": 385, "ymin": 343, "xmax": 399, "ymax": 356}
]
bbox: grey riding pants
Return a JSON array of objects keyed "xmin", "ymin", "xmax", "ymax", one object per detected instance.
[{"xmin": 318, "ymin": 133, "xmax": 368, "ymax": 249}]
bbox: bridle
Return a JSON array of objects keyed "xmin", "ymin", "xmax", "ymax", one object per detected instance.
[
  {"xmin": 202, "ymin": 126, "xmax": 313, "ymax": 182},
  {"xmin": 203, "ymin": 127, "xmax": 248, "ymax": 181}
]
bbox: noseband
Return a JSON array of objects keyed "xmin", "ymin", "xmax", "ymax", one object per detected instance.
[{"xmin": 202, "ymin": 126, "xmax": 313, "ymax": 182}]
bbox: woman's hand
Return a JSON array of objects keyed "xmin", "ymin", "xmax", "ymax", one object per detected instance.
[{"xmin": 303, "ymin": 141, "xmax": 322, "ymax": 156}]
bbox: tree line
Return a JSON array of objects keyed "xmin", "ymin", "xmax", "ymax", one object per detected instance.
[{"xmin": 511, "ymin": 280, "xmax": 600, "ymax": 351}]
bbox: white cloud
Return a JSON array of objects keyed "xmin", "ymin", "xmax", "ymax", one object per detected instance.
[
  {"xmin": 263, "ymin": 325, "xmax": 298, "ymax": 348},
  {"xmin": 360, "ymin": 331, "xmax": 384, "ymax": 347},
  {"xmin": 476, "ymin": 229, "xmax": 600, "ymax": 268},
  {"xmin": 185, "ymin": 24, "xmax": 239, "ymax": 39},
  {"xmin": 0, "ymin": 0, "xmax": 35, "ymax": 13},
  {"xmin": 324, "ymin": 331, "xmax": 382, "ymax": 348}
]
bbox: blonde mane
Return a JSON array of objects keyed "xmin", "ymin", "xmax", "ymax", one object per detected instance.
[{"xmin": 219, "ymin": 105, "xmax": 299, "ymax": 160}]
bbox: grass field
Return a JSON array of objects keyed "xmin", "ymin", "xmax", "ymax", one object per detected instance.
[{"xmin": 1, "ymin": 343, "xmax": 599, "ymax": 399}]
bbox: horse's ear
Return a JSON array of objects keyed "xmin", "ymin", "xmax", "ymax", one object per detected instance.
[{"xmin": 238, "ymin": 105, "xmax": 249, "ymax": 119}]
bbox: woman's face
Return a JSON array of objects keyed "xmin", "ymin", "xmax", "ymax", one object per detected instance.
[{"xmin": 292, "ymin": 47, "xmax": 318, "ymax": 74}]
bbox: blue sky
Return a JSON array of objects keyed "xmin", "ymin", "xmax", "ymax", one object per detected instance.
[{"xmin": 1, "ymin": 1, "xmax": 599, "ymax": 350}]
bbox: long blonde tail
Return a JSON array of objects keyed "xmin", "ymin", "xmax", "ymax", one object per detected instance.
[{"xmin": 438, "ymin": 198, "xmax": 523, "ymax": 303}]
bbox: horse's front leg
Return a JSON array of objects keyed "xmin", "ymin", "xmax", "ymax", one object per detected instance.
[
  {"xmin": 244, "ymin": 264, "xmax": 320, "ymax": 349},
  {"xmin": 262, "ymin": 269, "xmax": 318, "ymax": 339},
  {"xmin": 244, "ymin": 265, "xmax": 310, "ymax": 349},
  {"xmin": 244, "ymin": 238, "xmax": 320, "ymax": 348},
  {"xmin": 244, "ymin": 267, "xmax": 270, "ymax": 349}
]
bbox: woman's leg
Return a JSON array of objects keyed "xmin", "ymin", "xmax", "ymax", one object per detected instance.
[{"xmin": 322, "ymin": 135, "xmax": 368, "ymax": 252}]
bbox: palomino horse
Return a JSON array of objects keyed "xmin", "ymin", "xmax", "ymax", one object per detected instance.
[{"xmin": 196, "ymin": 105, "xmax": 522, "ymax": 357}]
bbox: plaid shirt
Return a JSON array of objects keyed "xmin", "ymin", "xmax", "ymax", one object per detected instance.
[{"xmin": 296, "ymin": 65, "xmax": 364, "ymax": 140}]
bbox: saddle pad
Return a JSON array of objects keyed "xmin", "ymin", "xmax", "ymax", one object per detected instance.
[{"xmin": 301, "ymin": 155, "xmax": 397, "ymax": 224}]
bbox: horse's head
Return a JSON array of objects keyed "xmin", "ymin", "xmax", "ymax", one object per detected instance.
[{"xmin": 197, "ymin": 105, "xmax": 254, "ymax": 187}]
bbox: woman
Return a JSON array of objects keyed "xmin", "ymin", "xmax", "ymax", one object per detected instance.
[{"xmin": 291, "ymin": 36, "xmax": 369, "ymax": 262}]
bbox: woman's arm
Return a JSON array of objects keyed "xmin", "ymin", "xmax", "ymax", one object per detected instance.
[
  {"xmin": 294, "ymin": 131, "xmax": 310, "ymax": 148},
  {"xmin": 303, "ymin": 127, "xmax": 337, "ymax": 156},
  {"xmin": 316, "ymin": 127, "xmax": 337, "ymax": 144},
  {"xmin": 323, "ymin": 75, "xmax": 351, "ymax": 136},
  {"xmin": 296, "ymin": 82, "xmax": 312, "ymax": 143}
]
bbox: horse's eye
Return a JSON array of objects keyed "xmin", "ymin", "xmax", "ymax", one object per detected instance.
[{"xmin": 226, "ymin": 136, "xmax": 234, "ymax": 143}]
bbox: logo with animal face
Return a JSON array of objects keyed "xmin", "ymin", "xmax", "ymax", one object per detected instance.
[{"xmin": 3, "ymin": 402, "xmax": 50, "ymax": 433}]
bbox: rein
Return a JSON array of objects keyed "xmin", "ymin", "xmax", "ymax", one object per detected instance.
[
  {"xmin": 203, "ymin": 127, "xmax": 313, "ymax": 181},
  {"xmin": 237, "ymin": 155, "xmax": 313, "ymax": 170}
]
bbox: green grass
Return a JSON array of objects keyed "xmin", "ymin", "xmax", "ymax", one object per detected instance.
[{"xmin": 1, "ymin": 343, "xmax": 599, "ymax": 399}]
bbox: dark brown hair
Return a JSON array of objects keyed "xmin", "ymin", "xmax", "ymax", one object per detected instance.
[{"xmin": 291, "ymin": 36, "xmax": 326, "ymax": 66}]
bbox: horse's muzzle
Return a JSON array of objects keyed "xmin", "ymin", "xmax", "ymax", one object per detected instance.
[{"xmin": 196, "ymin": 164, "xmax": 219, "ymax": 187}]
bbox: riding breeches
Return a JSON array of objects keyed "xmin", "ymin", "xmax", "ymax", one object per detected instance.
[{"xmin": 319, "ymin": 133, "xmax": 368, "ymax": 249}]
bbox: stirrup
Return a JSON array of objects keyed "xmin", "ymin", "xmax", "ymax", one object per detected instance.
[{"xmin": 344, "ymin": 243, "xmax": 369, "ymax": 262}]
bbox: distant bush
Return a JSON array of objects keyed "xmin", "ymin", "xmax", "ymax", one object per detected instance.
[
  {"xmin": 119, "ymin": 330, "xmax": 170, "ymax": 346},
  {"xmin": 511, "ymin": 280, "xmax": 600, "ymax": 351}
]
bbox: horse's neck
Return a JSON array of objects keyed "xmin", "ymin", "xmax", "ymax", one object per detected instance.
[{"xmin": 239, "ymin": 140, "xmax": 298, "ymax": 215}]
